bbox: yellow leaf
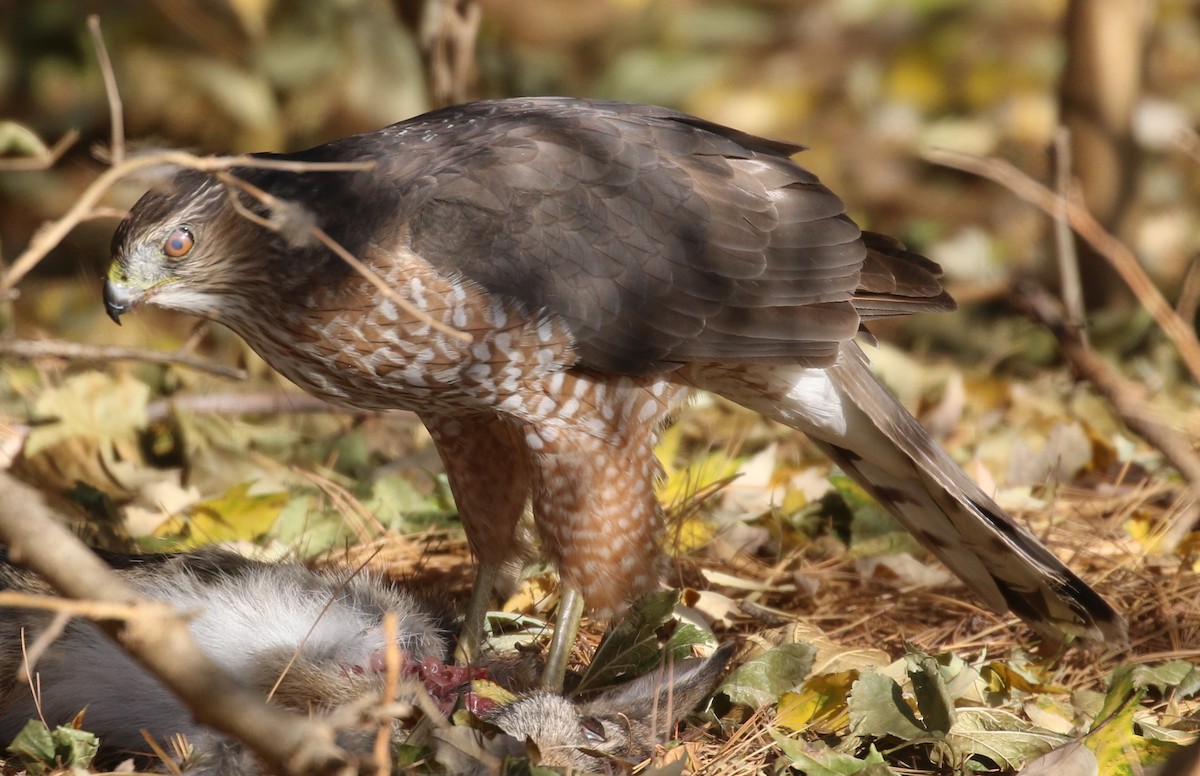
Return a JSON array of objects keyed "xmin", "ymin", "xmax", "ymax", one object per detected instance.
[
  {"xmin": 1084, "ymin": 667, "xmax": 1171, "ymax": 775},
  {"xmin": 156, "ymin": 483, "xmax": 287, "ymax": 544},
  {"xmin": 781, "ymin": 486, "xmax": 808, "ymax": 515},
  {"xmin": 1123, "ymin": 516, "xmax": 1156, "ymax": 553},
  {"xmin": 469, "ymin": 678, "xmax": 516, "ymax": 707},
  {"xmin": 26, "ymin": 372, "xmax": 148, "ymax": 457},
  {"xmin": 671, "ymin": 512, "xmax": 715, "ymax": 555},
  {"xmin": 885, "ymin": 53, "xmax": 947, "ymax": 112},
  {"xmin": 776, "ymin": 671, "xmax": 857, "ymax": 734},
  {"xmin": 983, "ymin": 661, "xmax": 1068, "ymax": 695},
  {"xmin": 0, "ymin": 121, "xmax": 49, "ymax": 157},
  {"xmin": 501, "ymin": 574, "xmax": 558, "ymax": 615},
  {"xmin": 656, "ymin": 448, "xmax": 741, "ymax": 509}
]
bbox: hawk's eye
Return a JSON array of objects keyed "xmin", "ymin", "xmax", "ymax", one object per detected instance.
[{"xmin": 163, "ymin": 227, "xmax": 194, "ymax": 258}]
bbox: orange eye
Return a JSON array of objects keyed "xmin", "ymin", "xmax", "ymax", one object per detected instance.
[{"xmin": 164, "ymin": 227, "xmax": 194, "ymax": 258}]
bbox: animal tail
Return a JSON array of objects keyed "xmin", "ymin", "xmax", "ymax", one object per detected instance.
[{"xmin": 689, "ymin": 345, "xmax": 1127, "ymax": 646}]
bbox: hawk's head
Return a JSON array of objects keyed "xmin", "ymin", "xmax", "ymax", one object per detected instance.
[{"xmin": 104, "ymin": 169, "xmax": 291, "ymax": 326}]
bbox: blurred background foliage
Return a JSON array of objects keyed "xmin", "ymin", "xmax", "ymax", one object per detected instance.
[{"xmin": 1, "ymin": 0, "xmax": 1197, "ymax": 301}]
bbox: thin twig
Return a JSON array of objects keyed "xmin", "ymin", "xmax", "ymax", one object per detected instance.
[
  {"xmin": 19, "ymin": 609, "xmax": 72, "ymax": 683},
  {"xmin": 924, "ymin": 147, "xmax": 1200, "ymax": 386},
  {"xmin": 0, "ymin": 590, "xmax": 151, "ymax": 619},
  {"xmin": 374, "ymin": 611, "xmax": 399, "ymax": 776},
  {"xmin": 0, "ymin": 129, "xmax": 80, "ymax": 172},
  {"xmin": 1, "ymin": 150, "xmax": 374, "ymax": 291},
  {"xmin": 1011, "ymin": 282, "xmax": 1200, "ymax": 487},
  {"xmin": 1176, "ymin": 127, "xmax": 1200, "ymax": 167},
  {"xmin": 145, "ymin": 391, "xmax": 390, "ymax": 423},
  {"xmin": 87, "ymin": 15, "xmax": 124, "ymax": 166},
  {"xmin": 1176, "ymin": 255, "xmax": 1200, "ymax": 326},
  {"xmin": 1053, "ymin": 127, "xmax": 1087, "ymax": 344},
  {"xmin": 217, "ymin": 172, "xmax": 472, "ymax": 343},
  {"xmin": 0, "ymin": 338, "xmax": 247, "ymax": 380}
]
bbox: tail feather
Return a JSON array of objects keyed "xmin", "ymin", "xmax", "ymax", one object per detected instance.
[{"xmin": 686, "ymin": 346, "xmax": 1127, "ymax": 646}]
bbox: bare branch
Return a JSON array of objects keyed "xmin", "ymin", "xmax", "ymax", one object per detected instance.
[
  {"xmin": 145, "ymin": 391, "xmax": 388, "ymax": 423},
  {"xmin": 1011, "ymin": 282, "xmax": 1200, "ymax": 487},
  {"xmin": 924, "ymin": 146, "xmax": 1200, "ymax": 386},
  {"xmin": 0, "ymin": 338, "xmax": 247, "ymax": 380},
  {"xmin": 0, "ymin": 130, "xmax": 80, "ymax": 172},
  {"xmin": 87, "ymin": 15, "xmax": 124, "ymax": 166},
  {"xmin": 216, "ymin": 172, "xmax": 472, "ymax": 343},
  {"xmin": 1176, "ymin": 127, "xmax": 1200, "ymax": 166},
  {"xmin": 0, "ymin": 473, "xmax": 355, "ymax": 776},
  {"xmin": 421, "ymin": 0, "xmax": 482, "ymax": 107},
  {"xmin": 1177, "ymin": 256, "xmax": 1200, "ymax": 327},
  {"xmin": 1, "ymin": 150, "xmax": 375, "ymax": 291},
  {"xmin": 1052, "ymin": 127, "xmax": 1087, "ymax": 343}
]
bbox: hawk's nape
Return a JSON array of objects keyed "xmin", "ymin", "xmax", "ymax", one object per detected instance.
[{"xmin": 105, "ymin": 97, "xmax": 1126, "ymax": 687}]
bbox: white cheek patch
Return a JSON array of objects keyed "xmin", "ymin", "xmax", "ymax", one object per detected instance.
[{"xmin": 151, "ymin": 286, "xmax": 226, "ymax": 316}]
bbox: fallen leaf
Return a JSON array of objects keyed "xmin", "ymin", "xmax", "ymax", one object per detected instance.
[
  {"xmin": 776, "ymin": 670, "xmax": 857, "ymax": 734},
  {"xmin": 1017, "ymin": 739, "xmax": 1098, "ymax": 776},
  {"xmin": 156, "ymin": 482, "xmax": 288, "ymax": 544},
  {"xmin": 721, "ymin": 642, "xmax": 816, "ymax": 709},
  {"xmin": 847, "ymin": 670, "xmax": 926, "ymax": 741},
  {"xmin": 947, "ymin": 707, "xmax": 1067, "ymax": 769},
  {"xmin": 768, "ymin": 731, "xmax": 891, "ymax": 775}
]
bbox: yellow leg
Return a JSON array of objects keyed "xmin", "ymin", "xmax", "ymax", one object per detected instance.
[
  {"xmin": 454, "ymin": 560, "xmax": 499, "ymax": 665},
  {"xmin": 541, "ymin": 583, "xmax": 584, "ymax": 691}
]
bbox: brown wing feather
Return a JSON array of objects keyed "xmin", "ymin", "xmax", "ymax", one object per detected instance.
[
  {"xmin": 392, "ymin": 98, "xmax": 868, "ymax": 373},
  {"xmin": 854, "ymin": 231, "xmax": 956, "ymax": 320}
]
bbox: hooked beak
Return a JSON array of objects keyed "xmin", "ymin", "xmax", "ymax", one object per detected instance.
[{"xmin": 103, "ymin": 277, "xmax": 141, "ymax": 325}]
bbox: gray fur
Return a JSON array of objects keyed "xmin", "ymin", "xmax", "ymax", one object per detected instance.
[
  {"xmin": 487, "ymin": 643, "xmax": 732, "ymax": 773},
  {"xmin": 0, "ymin": 549, "xmax": 727, "ymax": 774}
]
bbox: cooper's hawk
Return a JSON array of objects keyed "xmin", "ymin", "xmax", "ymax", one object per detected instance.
[{"xmin": 104, "ymin": 97, "xmax": 1125, "ymax": 686}]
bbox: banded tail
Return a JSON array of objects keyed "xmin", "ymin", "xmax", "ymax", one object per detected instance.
[{"xmin": 688, "ymin": 345, "xmax": 1127, "ymax": 646}]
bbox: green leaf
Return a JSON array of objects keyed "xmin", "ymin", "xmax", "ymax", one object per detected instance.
[
  {"xmin": 906, "ymin": 651, "xmax": 956, "ymax": 735},
  {"xmin": 1093, "ymin": 666, "xmax": 1141, "ymax": 732},
  {"xmin": 482, "ymin": 610, "xmax": 558, "ymax": 655},
  {"xmin": 50, "ymin": 725, "xmax": 98, "ymax": 769},
  {"xmin": 1084, "ymin": 666, "xmax": 1158, "ymax": 776},
  {"xmin": 1129, "ymin": 662, "xmax": 1200, "ymax": 696},
  {"xmin": 7, "ymin": 720, "xmax": 99, "ymax": 774},
  {"xmin": 847, "ymin": 670, "xmax": 926, "ymax": 741},
  {"xmin": 769, "ymin": 732, "xmax": 894, "ymax": 775},
  {"xmin": 7, "ymin": 720, "xmax": 57, "ymax": 774},
  {"xmin": 931, "ymin": 651, "xmax": 986, "ymax": 704},
  {"xmin": 946, "ymin": 708, "xmax": 1067, "ymax": 769},
  {"xmin": 392, "ymin": 743, "xmax": 426, "ymax": 768},
  {"xmin": 665, "ymin": 621, "xmax": 717, "ymax": 662},
  {"xmin": 720, "ymin": 642, "xmax": 816, "ymax": 709},
  {"xmin": 825, "ymin": 475, "xmax": 923, "ymax": 558},
  {"xmin": 0, "ymin": 121, "xmax": 49, "ymax": 157},
  {"xmin": 366, "ymin": 473, "xmax": 437, "ymax": 529},
  {"xmin": 26, "ymin": 372, "xmax": 149, "ymax": 456},
  {"xmin": 574, "ymin": 590, "xmax": 679, "ymax": 694}
]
